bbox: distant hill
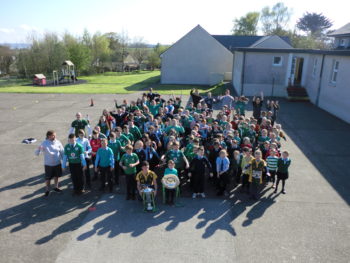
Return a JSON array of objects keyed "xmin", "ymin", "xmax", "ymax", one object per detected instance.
[{"xmin": 0, "ymin": 43, "xmax": 31, "ymax": 49}]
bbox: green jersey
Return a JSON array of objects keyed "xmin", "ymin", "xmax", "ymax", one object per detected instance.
[
  {"xmin": 148, "ymin": 103, "xmax": 162, "ymax": 116},
  {"xmin": 71, "ymin": 119, "xmax": 89, "ymax": 136},
  {"xmin": 235, "ymin": 101, "xmax": 247, "ymax": 115},
  {"xmin": 165, "ymin": 150, "xmax": 186, "ymax": 170},
  {"xmin": 165, "ymin": 125, "xmax": 184, "ymax": 135},
  {"xmin": 120, "ymin": 153, "xmax": 139, "ymax": 174},
  {"xmin": 109, "ymin": 140, "xmax": 122, "ymax": 161},
  {"xmin": 117, "ymin": 134, "xmax": 130, "ymax": 147},
  {"xmin": 129, "ymin": 126, "xmax": 142, "ymax": 141},
  {"xmin": 64, "ymin": 143, "xmax": 84, "ymax": 164},
  {"xmin": 123, "ymin": 132, "xmax": 135, "ymax": 143}
]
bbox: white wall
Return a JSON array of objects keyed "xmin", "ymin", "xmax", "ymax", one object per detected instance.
[
  {"xmin": 317, "ymin": 56, "xmax": 350, "ymax": 123},
  {"xmin": 160, "ymin": 25, "xmax": 233, "ymax": 85},
  {"xmin": 232, "ymin": 52, "xmax": 243, "ymax": 95},
  {"xmin": 242, "ymin": 52, "xmax": 289, "ymax": 97},
  {"xmin": 303, "ymin": 54, "xmax": 323, "ymax": 104}
]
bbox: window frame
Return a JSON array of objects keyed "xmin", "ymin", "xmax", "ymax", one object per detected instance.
[
  {"xmin": 330, "ymin": 60, "xmax": 340, "ymax": 85},
  {"xmin": 272, "ymin": 56, "xmax": 283, "ymax": 67},
  {"xmin": 339, "ymin": 39, "xmax": 346, "ymax": 47}
]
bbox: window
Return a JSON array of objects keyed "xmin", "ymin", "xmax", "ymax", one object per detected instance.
[
  {"xmin": 312, "ymin": 58, "xmax": 318, "ymax": 78},
  {"xmin": 331, "ymin": 60, "xmax": 339, "ymax": 84},
  {"xmin": 339, "ymin": 39, "xmax": 346, "ymax": 47},
  {"xmin": 273, "ymin": 56, "xmax": 282, "ymax": 66}
]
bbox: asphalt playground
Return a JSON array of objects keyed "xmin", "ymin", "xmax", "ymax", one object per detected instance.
[{"xmin": 0, "ymin": 92, "xmax": 349, "ymax": 263}]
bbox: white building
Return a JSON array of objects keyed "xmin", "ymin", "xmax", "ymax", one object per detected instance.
[{"xmin": 160, "ymin": 25, "xmax": 292, "ymax": 86}]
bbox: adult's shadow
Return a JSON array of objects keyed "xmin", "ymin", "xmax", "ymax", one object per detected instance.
[
  {"xmin": 0, "ymin": 175, "xmax": 100, "ymax": 242},
  {"xmin": 0, "ymin": 174, "xmax": 45, "ymax": 193}
]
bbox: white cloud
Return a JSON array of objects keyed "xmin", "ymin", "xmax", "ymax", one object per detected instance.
[
  {"xmin": 0, "ymin": 28, "xmax": 15, "ymax": 33},
  {"xmin": 19, "ymin": 24, "xmax": 40, "ymax": 31}
]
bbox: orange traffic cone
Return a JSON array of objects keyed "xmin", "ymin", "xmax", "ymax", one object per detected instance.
[{"xmin": 90, "ymin": 98, "xmax": 94, "ymax": 107}]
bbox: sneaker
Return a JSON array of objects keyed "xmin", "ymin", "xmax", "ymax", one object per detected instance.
[
  {"xmin": 192, "ymin": 193, "xmax": 197, "ymax": 199},
  {"xmin": 44, "ymin": 191, "xmax": 50, "ymax": 197},
  {"xmin": 200, "ymin": 193, "xmax": 206, "ymax": 198},
  {"xmin": 53, "ymin": 188, "xmax": 62, "ymax": 193},
  {"xmin": 272, "ymin": 184, "xmax": 276, "ymax": 189},
  {"xmin": 281, "ymin": 190, "xmax": 286, "ymax": 194}
]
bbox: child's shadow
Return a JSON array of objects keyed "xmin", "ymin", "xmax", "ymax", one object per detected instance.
[{"xmin": 242, "ymin": 192, "xmax": 280, "ymax": 227}]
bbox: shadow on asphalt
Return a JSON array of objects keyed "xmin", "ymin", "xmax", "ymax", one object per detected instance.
[
  {"xmin": 0, "ymin": 171, "xmax": 279, "ymax": 244},
  {"xmin": 276, "ymin": 100, "xmax": 350, "ymax": 205}
]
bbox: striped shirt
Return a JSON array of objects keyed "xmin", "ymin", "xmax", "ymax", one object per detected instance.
[{"xmin": 266, "ymin": 156, "xmax": 279, "ymax": 171}]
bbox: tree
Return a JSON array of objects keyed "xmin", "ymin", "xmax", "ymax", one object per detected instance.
[
  {"xmin": 147, "ymin": 43, "xmax": 168, "ymax": 70},
  {"xmin": 0, "ymin": 45, "xmax": 15, "ymax": 75},
  {"xmin": 90, "ymin": 32, "xmax": 111, "ymax": 71},
  {"xmin": 130, "ymin": 37, "xmax": 149, "ymax": 66},
  {"xmin": 232, "ymin": 12, "xmax": 260, "ymax": 35},
  {"xmin": 63, "ymin": 33, "xmax": 91, "ymax": 74},
  {"xmin": 260, "ymin": 2, "xmax": 292, "ymax": 35},
  {"xmin": 296, "ymin": 12, "xmax": 333, "ymax": 37}
]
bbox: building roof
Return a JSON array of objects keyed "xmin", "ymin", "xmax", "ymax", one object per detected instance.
[
  {"xmin": 34, "ymin": 74, "xmax": 46, "ymax": 79},
  {"xmin": 328, "ymin": 23, "xmax": 350, "ymax": 37},
  {"xmin": 232, "ymin": 47, "xmax": 350, "ymax": 56},
  {"xmin": 211, "ymin": 35, "xmax": 292, "ymax": 50},
  {"xmin": 62, "ymin": 60, "xmax": 74, "ymax": 66}
]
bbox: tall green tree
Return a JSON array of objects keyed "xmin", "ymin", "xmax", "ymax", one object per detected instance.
[
  {"xmin": 63, "ymin": 33, "xmax": 92, "ymax": 74},
  {"xmin": 91, "ymin": 32, "xmax": 111, "ymax": 71},
  {"xmin": 232, "ymin": 12, "xmax": 260, "ymax": 35},
  {"xmin": 296, "ymin": 12, "xmax": 333, "ymax": 37},
  {"xmin": 260, "ymin": 2, "xmax": 291, "ymax": 35},
  {"xmin": 147, "ymin": 43, "xmax": 169, "ymax": 70},
  {"xmin": 0, "ymin": 45, "xmax": 15, "ymax": 75}
]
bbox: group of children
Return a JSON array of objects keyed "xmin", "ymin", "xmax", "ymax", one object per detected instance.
[{"xmin": 36, "ymin": 87, "xmax": 291, "ymax": 204}]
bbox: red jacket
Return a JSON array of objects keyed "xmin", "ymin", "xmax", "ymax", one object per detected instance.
[{"xmin": 90, "ymin": 138, "xmax": 102, "ymax": 156}]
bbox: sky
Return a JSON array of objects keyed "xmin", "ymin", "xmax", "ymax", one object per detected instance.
[{"xmin": 0, "ymin": 0, "xmax": 348, "ymax": 45}]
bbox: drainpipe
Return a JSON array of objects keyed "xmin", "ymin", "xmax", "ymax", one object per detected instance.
[
  {"xmin": 240, "ymin": 51, "xmax": 246, "ymax": 95},
  {"xmin": 315, "ymin": 54, "xmax": 325, "ymax": 106}
]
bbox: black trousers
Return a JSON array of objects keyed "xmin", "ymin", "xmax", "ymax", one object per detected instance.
[
  {"xmin": 218, "ymin": 171, "xmax": 230, "ymax": 193},
  {"xmin": 125, "ymin": 173, "xmax": 136, "ymax": 197},
  {"xmin": 84, "ymin": 158, "xmax": 91, "ymax": 187},
  {"xmin": 91, "ymin": 155, "xmax": 98, "ymax": 178},
  {"xmin": 192, "ymin": 172, "xmax": 205, "ymax": 193},
  {"xmin": 165, "ymin": 188, "xmax": 175, "ymax": 203},
  {"xmin": 100, "ymin": 166, "xmax": 113, "ymax": 191},
  {"xmin": 69, "ymin": 163, "xmax": 84, "ymax": 192},
  {"xmin": 241, "ymin": 173, "xmax": 250, "ymax": 190}
]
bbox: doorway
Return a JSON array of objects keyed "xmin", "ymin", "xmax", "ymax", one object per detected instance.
[{"xmin": 290, "ymin": 57, "xmax": 304, "ymax": 86}]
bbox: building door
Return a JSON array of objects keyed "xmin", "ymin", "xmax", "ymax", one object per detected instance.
[
  {"xmin": 290, "ymin": 57, "xmax": 304, "ymax": 86},
  {"xmin": 294, "ymin": 58, "xmax": 304, "ymax": 86}
]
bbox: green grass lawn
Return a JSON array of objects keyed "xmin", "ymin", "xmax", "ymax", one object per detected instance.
[{"xmin": 0, "ymin": 71, "xmax": 227, "ymax": 95}]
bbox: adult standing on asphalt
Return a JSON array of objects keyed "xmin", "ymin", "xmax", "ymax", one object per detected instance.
[
  {"xmin": 190, "ymin": 88, "xmax": 202, "ymax": 107},
  {"xmin": 35, "ymin": 130, "xmax": 64, "ymax": 197},
  {"xmin": 219, "ymin": 89, "xmax": 235, "ymax": 110},
  {"xmin": 62, "ymin": 134, "xmax": 87, "ymax": 195},
  {"xmin": 252, "ymin": 91, "xmax": 264, "ymax": 119},
  {"xmin": 69, "ymin": 112, "xmax": 92, "ymax": 137}
]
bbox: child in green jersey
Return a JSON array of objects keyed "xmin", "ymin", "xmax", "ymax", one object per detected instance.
[{"xmin": 120, "ymin": 145, "xmax": 140, "ymax": 200}]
